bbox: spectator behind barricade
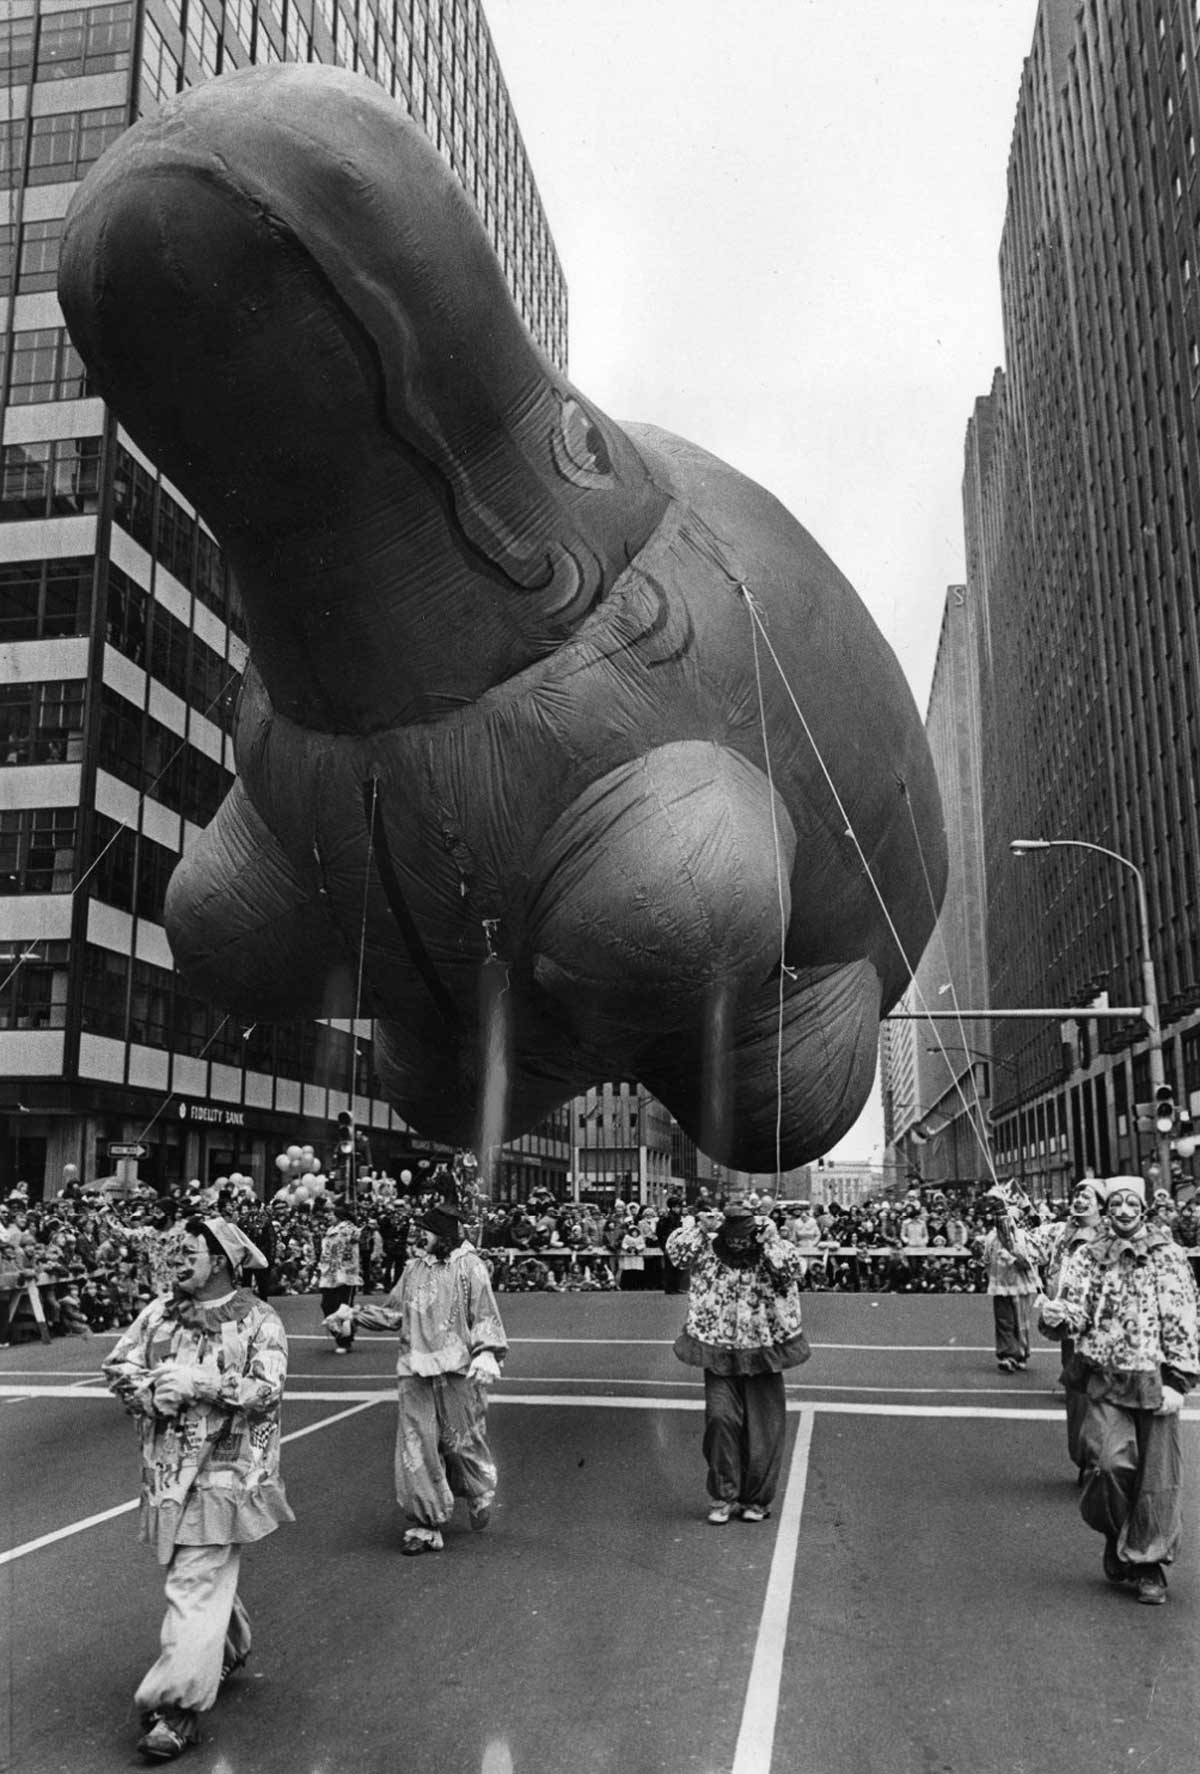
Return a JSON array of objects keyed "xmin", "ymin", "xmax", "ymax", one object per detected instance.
[
  {"xmin": 618, "ymin": 1222, "xmax": 646, "ymax": 1290},
  {"xmin": 656, "ymin": 1196, "xmax": 686, "ymax": 1295}
]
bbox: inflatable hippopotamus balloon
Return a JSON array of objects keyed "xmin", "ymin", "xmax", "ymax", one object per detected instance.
[{"xmin": 59, "ymin": 65, "xmax": 945, "ymax": 1171}]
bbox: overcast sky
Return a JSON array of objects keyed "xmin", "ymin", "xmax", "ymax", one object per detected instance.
[{"xmin": 484, "ymin": 0, "xmax": 1042, "ymax": 1164}]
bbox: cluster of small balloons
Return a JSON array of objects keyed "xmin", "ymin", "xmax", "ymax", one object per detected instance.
[{"xmin": 272, "ymin": 1143, "xmax": 330, "ymax": 1205}]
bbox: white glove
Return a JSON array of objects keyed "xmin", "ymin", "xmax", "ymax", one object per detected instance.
[
  {"xmin": 151, "ymin": 1360, "xmax": 212, "ymax": 1415},
  {"xmin": 324, "ymin": 1305, "xmax": 356, "ymax": 1332},
  {"xmin": 1157, "ymin": 1385, "xmax": 1186, "ymax": 1416},
  {"xmin": 467, "ymin": 1351, "xmax": 501, "ymax": 1384},
  {"xmin": 1038, "ymin": 1298, "xmax": 1068, "ymax": 1328}
]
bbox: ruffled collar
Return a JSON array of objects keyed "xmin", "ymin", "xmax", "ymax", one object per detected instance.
[
  {"xmin": 1094, "ymin": 1225, "xmax": 1171, "ymax": 1267},
  {"xmin": 164, "ymin": 1286, "xmax": 261, "ymax": 1331}
]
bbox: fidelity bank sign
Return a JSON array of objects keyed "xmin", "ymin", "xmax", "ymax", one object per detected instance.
[{"xmin": 177, "ymin": 1101, "xmax": 247, "ymax": 1128}]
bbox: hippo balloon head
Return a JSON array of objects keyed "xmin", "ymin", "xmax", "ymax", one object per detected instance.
[{"xmin": 60, "ymin": 65, "xmax": 946, "ymax": 1172}]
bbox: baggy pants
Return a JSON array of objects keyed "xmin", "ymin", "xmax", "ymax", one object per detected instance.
[
  {"xmin": 992, "ymin": 1294, "xmax": 1030, "ymax": 1363},
  {"xmin": 1078, "ymin": 1398, "xmax": 1184, "ymax": 1568},
  {"xmin": 134, "ymin": 1542, "xmax": 251, "ymax": 1715},
  {"xmin": 1060, "ymin": 1339, "xmax": 1089, "ymax": 1469},
  {"xmin": 702, "ymin": 1370, "xmax": 786, "ymax": 1509},
  {"xmin": 395, "ymin": 1373, "xmax": 497, "ymax": 1528}
]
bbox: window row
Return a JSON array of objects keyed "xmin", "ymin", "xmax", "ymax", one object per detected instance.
[
  {"xmin": 0, "ymin": 105, "xmax": 126, "ymax": 189},
  {"xmin": 97, "ymin": 684, "xmax": 233, "ymax": 826},
  {"xmin": 0, "ymin": 218, "xmax": 63, "ymax": 296},
  {"xmin": 0, "ymin": 556, "xmax": 94, "ymax": 644},
  {"xmin": 0, "ymin": 4, "xmax": 134, "ymax": 88},
  {"xmin": 0, "ymin": 807, "xmax": 78, "ymax": 895},
  {"xmin": 113, "ymin": 446, "xmax": 240, "ymax": 631},
  {"xmin": 0, "ymin": 940, "xmax": 70, "ymax": 1031},
  {"xmin": 0, "ymin": 679, "xmax": 86, "ymax": 765},
  {"xmin": 4, "ymin": 327, "xmax": 94, "ymax": 408},
  {"xmin": 106, "ymin": 565, "xmax": 241, "ymax": 731},
  {"xmin": 0, "ymin": 437, "xmax": 102, "ymax": 522}
]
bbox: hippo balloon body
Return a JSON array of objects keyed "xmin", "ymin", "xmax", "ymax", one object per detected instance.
[{"xmin": 59, "ymin": 65, "xmax": 946, "ymax": 1171}]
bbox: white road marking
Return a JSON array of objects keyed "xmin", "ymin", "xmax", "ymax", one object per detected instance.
[
  {"xmin": 732, "ymin": 1409, "xmax": 814, "ymax": 1774},
  {"xmin": 0, "ymin": 1399, "xmax": 382, "ymax": 1567}
]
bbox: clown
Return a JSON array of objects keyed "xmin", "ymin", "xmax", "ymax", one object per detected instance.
[
  {"xmin": 666, "ymin": 1200, "xmax": 810, "ymax": 1523},
  {"xmin": 1041, "ymin": 1175, "xmax": 1199, "ymax": 1605},
  {"xmin": 1036, "ymin": 1176, "xmax": 1106, "ymax": 1472},
  {"xmin": 103, "ymin": 1217, "xmax": 293, "ymax": 1761}
]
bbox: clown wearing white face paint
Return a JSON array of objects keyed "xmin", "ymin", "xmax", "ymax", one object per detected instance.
[
  {"xmin": 103, "ymin": 1217, "xmax": 293, "ymax": 1761},
  {"xmin": 1036, "ymin": 1177, "xmax": 1106, "ymax": 1473},
  {"xmin": 1041, "ymin": 1176, "xmax": 1199, "ymax": 1606}
]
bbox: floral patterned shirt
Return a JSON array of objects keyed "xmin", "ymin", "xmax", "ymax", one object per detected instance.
[
  {"xmin": 317, "ymin": 1220, "xmax": 362, "ymax": 1289},
  {"xmin": 665, "ymin": 1223, "xmax": 811, "ymax": 1375},
  {"xmin": 1056, "ymin": 1227, "xmax": 1200, "ymax": 1398},
  {"xmin": 103, "ymin": 1289, "xmax": 294, "ymax": 1563}
]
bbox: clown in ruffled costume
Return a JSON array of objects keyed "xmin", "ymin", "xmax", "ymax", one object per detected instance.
[
  {"xmin": 1042, "ymin": 1176, "xmax": 1199, "ymax": 1606},
  {"xmin": 667, "ymin": 1199, "xmax": 810, "ymax": 1524},
  {"xmin": 103, "ymin": 1217, "xmax": 293, "ymax": 1761},
  {"xmin": 339, "ymin": 1200, "xmax": 507, "ymax": 1556}
]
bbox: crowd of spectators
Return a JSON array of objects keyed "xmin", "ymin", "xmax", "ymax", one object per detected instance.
[{"xmin": 2, "ymin": 1169, "xmax": 1198, "ymax": 1342}]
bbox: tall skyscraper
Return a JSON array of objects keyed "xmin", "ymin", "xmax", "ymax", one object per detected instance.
[
  {"xmin": 0, "ymin": 0, "xmax": 571, "ymax": 1196},
  {"xmin": 962, "ymin": 0, "xmax": 1200, "ymax": 1194}
]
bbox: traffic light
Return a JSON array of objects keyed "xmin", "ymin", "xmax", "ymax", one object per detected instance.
[
  {"xmin": 335, "ymin": 1110, "xmax": 354, "ymax": 1157},
  {"xmin": 1176, "ymin": 1111, "xmax": 1197, "ymax": 1159},
  {"xmin": 1154, "ymin": 1085, "xmax": 1176, "ymax": 1135}
]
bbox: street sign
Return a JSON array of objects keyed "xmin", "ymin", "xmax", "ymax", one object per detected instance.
[{"xmin": 108, "ymin": 1142, "xmax": 147, "ymax": 1159}]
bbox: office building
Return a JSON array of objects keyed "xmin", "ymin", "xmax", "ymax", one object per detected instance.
[
  {"xmin": 962, "ymin": 0, "xmax": 1200, "ymax": 1194},
  {"xmin": 0, "ymin": 0, "xmax": 571, "ymax": 1196}
]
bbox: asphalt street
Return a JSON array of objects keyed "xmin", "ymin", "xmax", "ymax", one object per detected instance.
[{"xmin": 2, "ymin": 1290, "xmax": 1198, "ymax": 1774}]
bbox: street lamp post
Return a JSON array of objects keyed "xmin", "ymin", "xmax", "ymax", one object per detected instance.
[{"xmin": 1010, "ymin": 837, "xmax": 1169, "ymax": 1183}]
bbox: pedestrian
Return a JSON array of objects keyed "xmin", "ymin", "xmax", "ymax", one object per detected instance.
[
  {"xmin": 666, "ymin": 1199, "xmax": 811, "ymax": 1524},
  {"xmin": 316, "ymin": 1199, "xmax": 362, "ymax": 1353},
  {"xmin": 333, "ymin": 1201, "xmax": 508, "ymax": 1555},
  {"xmin": 1036, "ymin": 1176, "xmax": 1105, "ymax": 1473},
  {"xmin": 1040, "ymin": 1175, "xmax": 1199, "ymax": 1605},
  {"xmin": 981, "ymin": 1184, "xmax": 1040, "ymax": 1371},
  {"xmin": 656, "ymin": 1195, "xmax": 686, "ymax": 1294},
  {"xmin": 102, "ymin": 1216, "xmax": 293, "ymax": 1762}
]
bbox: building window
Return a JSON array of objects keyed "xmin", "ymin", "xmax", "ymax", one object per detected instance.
[
  {"xmin": 0, "ymin": 557, "xmax": 94, "ymax": 642},
  {"xmin": 0, "ymin": 808, "xmax": 78, "ymax": 895},
  {"xmin": 0, "ymin": 940, "xmax": 71, "ymax": 1030},
  {"xmin": 185, "ymin": 0, "xmax": 223, "ymax": 78},
  {"xmin": 36, "ymin": 3, "xmax": 134, "ymax": 80},
  {"xmin": 6, "ymin": 326, "xmax": 93, "ymax": 406},
  {"xmin": 140, "ymin": 14, "xmax": 182, "ymax": 108},
  {"xmin": 27, "ymin": 106, "xmax": 125, "ymax": 186},
  {"xmin": 16, "ymin": 219, "xmax": 65, "ymax": 294},
  {"xmin": 129, "ymin": 957, "xmax": 173, "ymax": 1047},
  {"xmin": 80, "ymin": 942, "xmax": 128, "ymax": 1039},
  {"xmin": 0, "ymin": 18, "xmax": 36, "ymax": 87},
  {"xmin": 0, "ymin": 680, "xmax": 87, "ymax": 766},
  {"xmin": 0, "ymin": 437, "xmax": 102, "ymax": 521}
]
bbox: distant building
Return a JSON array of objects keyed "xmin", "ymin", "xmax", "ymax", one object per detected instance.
[{"xmin": 0, "ymin": 0, "xmax": 569, "ymax": 1197}]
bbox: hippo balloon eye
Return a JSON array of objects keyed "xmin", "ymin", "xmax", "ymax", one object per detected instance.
[{"xmin": 552, "ymin": 397, "xmax": 614, "ymax": 488}]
